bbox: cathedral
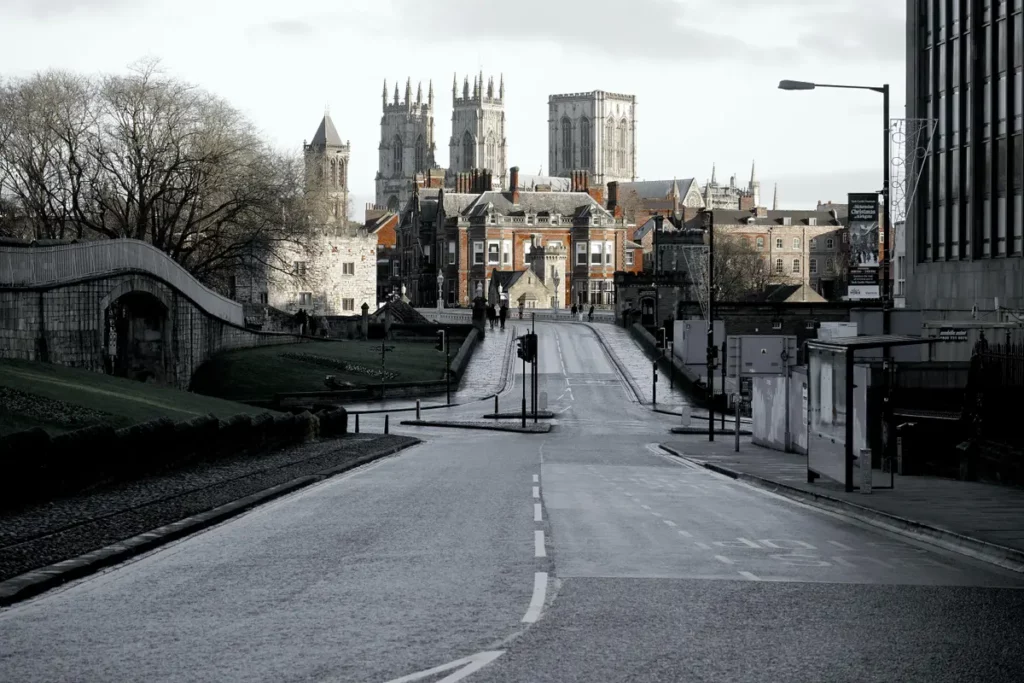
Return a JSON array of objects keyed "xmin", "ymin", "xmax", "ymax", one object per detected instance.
[
  {"xmin": 375, "ymin": 72, "xmax": 507, "ymax": 210},
  {"xmin": 547, "ymin": 90, "xmax": 637, "ymax": 186}
]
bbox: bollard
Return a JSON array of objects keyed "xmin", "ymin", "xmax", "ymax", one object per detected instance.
[
  {"xmin": 734, "ymin": 396, "xmax": 741, "ymax": 452},
  {"xmin": 860, "ymin": 447, "xmax": 872, "ymax": 493},
  {"xmin": 680, "ymin": 404, "xmax": 691, "ymax": 427},
  {"xmin": 494, "ymin": 394, "xmax": 499, "ymax": 415},
  {"xmin": 355, "ymin": 413, "xmax": 360, "ymax": 433},
  {"xmin": 385, "ymin": 414, "xmax": 390, "ymax": 434},
  {"xmin": 416, "ymin": 399, "xmax": 421, "ymax": 420}
]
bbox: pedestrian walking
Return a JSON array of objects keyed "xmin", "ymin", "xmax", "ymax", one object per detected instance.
[
  {"xmin": 588, "ymin": 304, "xmax": 595, "ymax": 322},
  {"xmin": 499, "ymin": 302, "xmax": 508, "ymax": 331},
  {"xmin": 518, "ymin": 302, "xmax": 525, "ymax": 319},
  {"xmin": 571, "ymin": 303, "xmax": 578, "ymax": 319},
  {"xmin": 488, "ymin": 304, "xmax": 497, "ymax": 330}
]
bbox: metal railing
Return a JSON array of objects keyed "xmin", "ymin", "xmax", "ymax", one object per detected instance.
[
  {"xmin": 0, "ymin": 239, "xmax": 244, "ymax": 325},
  {"xmin": 416, "ymin": 307, "xmax": 616, "ymax": 324},
  {"xmin": 965, "ymin": 342, "xmax": 1024, "ymax": 447}
]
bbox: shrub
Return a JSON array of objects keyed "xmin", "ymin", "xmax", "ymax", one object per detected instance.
[
  {"xmin": 216, "ymin": 414, "xmax": 253, "ymax": 458},
  {"xmin": 296, "ymin": 410, "xmax": 319, "ymax": 442},
  {"xmin": 271, "ymin": 413, "xmax": 298, "ymax": 449},
  {"xmin": 48, "ymin": 424, "xmax": 118, "ymax": 493},
  {"xmin": 0, "ymin": 427, "xmax": 51, "ymax": 508},
  {"xmin": 318, "ymin": 407, "xmax": 348, "ymax": 437},
  {"xmin": 249, "ymin": 412, "xmax": 275, "ymax": 450}
]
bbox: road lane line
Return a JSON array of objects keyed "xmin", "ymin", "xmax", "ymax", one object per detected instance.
[
  {"xmin": 832, "ymin": 556, "xmax": 858, "ymax": 568},
  {"xmin": 695, "ymin": 542, "xmax": 711, "ymax": 549},
  {"xmin": 663, "ymin": 520, "xmax": 677, "ymax": 527},
  {"xmin": 739, "ymin": 571, "xmax": 762, "ymax": 581},
  {"xmin": 736, "ymin": 538, "xmax": 762, "ymax": 548},
  {"xmin": 533, "ymin": 474, "xmax": 539, "ymax": 483},
  {"xmin": 650, "ymin": 511, "xmax": 662, "ymax": 517},
  {"xmin": 534, "ymin": 503, "xmax": 542, "ymax": 522},
  {"xmin": 828, "ymin": 540, "xmax": 854, "ymax": 551},
  {"xmin": 522, "ymin": 572, "xmax": 548, "ymax": 623},
  {"xmin": 714, "ymin": 555, "xmax": 734, "ymax": 565},
  {"xmin": 534, "ymin": 530, "xmax": 546, "ymax": 557},
  {"xmin": 382, "ymin": 650, "xmax": 506, "ymax": 683},
  {"xmin": 532, "ymin": 486, "xmax": 540, "ymax": 499},
  {"xmin": 677, "ymin": 530, "xmax": 693, "ymax": 537},
  {"xmin": 640, "ymin": 504, "xmax": 651, "ymax": 510}
]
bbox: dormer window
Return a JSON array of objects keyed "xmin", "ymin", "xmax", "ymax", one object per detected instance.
[
  {"xmin": 782, "ymin": 217, "xmax": 792, "ymax": 226},
  {"xmin": 808, "ymin": 217, "xmax": 817, "ymax": 226}
]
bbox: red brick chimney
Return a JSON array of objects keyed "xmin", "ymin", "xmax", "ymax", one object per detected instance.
[
  {"xmin": 607, "ymin": 181, "xmax": 619, "ymax": 212},
  {"xmin": 510, "ymin": 166, "xmax": 520, "ymax": 204}
]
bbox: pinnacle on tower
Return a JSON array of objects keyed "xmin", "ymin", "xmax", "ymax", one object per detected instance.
[
  {"xmin": 428, "ymin": 79, "xmax": 434, "ymax": 105},
  {"xmin": 499, "ymin": 74, "xmax": 504, "ymax": 99},
  {"xmin": 452, "ymin": 73, "xmax": 458, "ymax": 100},
  {"xmin": 487, "ymin": 76, "xmax": 494, "ymax": 99},
  {"xmin": 405, "ymin": 77, "xmax": 412, "ymax": 105},
  {"xmin": 772, "ymin": 183, "xmax": 778, "ymax": 210},
  {"xmin": 473, "ymin": 74, "xmax": 479, "ymax": 98},
  {"xmin": 416, "ymin": 81, "xmax": 423, "ymax": 105},
  {"xmin": 393, "ymin": 82, "xmax": 399, "ymax": 105},
  {"xmin": 710, "ymin": 163, "xmax": 717, "ymax": 185},
  {"xmin": 382, "ymin": 79, "xmax": 387, "ymax": 107},
  {"xmin": 463, "ymin": 75, "xmax": 469, "ymax": 99},
  {"xmin": 478, "ymin": 69, "xmax": 483, "ymax": 97},
  {"xmin": 749, "ymin": 160, "xmax": 757, "ymax": 188}
]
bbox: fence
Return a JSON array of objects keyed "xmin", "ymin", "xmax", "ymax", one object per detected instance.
[
  {"xmin": 966, "ymin": 342, "xmax": 1024, "ymax": 448},
  {"xmin": 0, "ymin": 239, "xmax": 244, "ymax": 325}
]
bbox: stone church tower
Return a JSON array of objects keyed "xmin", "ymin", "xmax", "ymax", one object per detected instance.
[
  {"xmin": 548, "ymin": 90, "xmax": 636, "ymax": 187},
  {"xmin": 304, "ymin": 112, "xmax": 350, "ymax": 228},
  {"xmin": 376, "ymin": 78, "xmax": 436, "ymax": 212},
  {"xmin": 448, "ymin": 71, "xmax": 507, "ymax": 189}
]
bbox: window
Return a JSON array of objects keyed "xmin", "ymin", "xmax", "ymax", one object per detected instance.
[
  {"xmin": 298, "ymin": 292, "xmax": 313, "ymax": 306},
  {"xmin": 486, "ymin": 135, "xmax": 497, "ymax": 172},
  {"xmin": 755, "ymin": 236, "xmax": 765, "ymax": 250},
  {"xmin": 808, "ymin": 217, "xmax": 817, "ymax": 226},
  {"xmin": 896, "ymin": 255, "xmax": 906, "ymax": 296},
  {"xmin": 792, "ymin": 259, "xmax": 801, "ymax": 274},
  {"xmin": 473, "ymin": 240, "xmax": 484, "ymax": 265},
  {"xmin": 625, "ymin": 250, "xmax": 635, "ymax": 266},
  {"xmin": 604, "ymin": 241, "xmax": 614, "ymax": 265},
  {"xmin": 392, "ymin": 261, "xmax": 400, "ymax": 276},
  {"xmin": 342, "ymin": 262, "xmax": 355, "ymax": 275},
  {"xmin": 809, "ymin": 237, "xmax": 817, "ymax": 249},
  {"xmin": 294, "ymin": 261, "xmax": 307, "ymax": 276},
  {"xmin": 618, "ymin": 120, "xmax": 628, "ymax": 168},
  {"xmin": 448, "ymin": 241, "xmax": 456, "ymax": 265},
  {"xmin": 775, "ymin": 258, "xmax": 784, "ymax": 273},
  {"xmin": 502, "ymin": 240, "xmax": 512, "ymax": 265},
  {"xmin": 826, "ymin": 238, "xmax": 835, "ymax": 249},
  {"xmin": 605, "ymin": 118, "xmax": 615, "ymax": 167},
  {"xmin": 826, "ymin": 258, "xmax": 835, "ymax": 274},
  {"xmin": 524, "ymin": 241, "xmax": 533, "ymax": 263},
  {"xmin": 342, "ymin": 298, "xmax": 355, "ymax": 311},
  {"xmin": 793, "ymin": 237, "xmax": 801, "ymax": 249},
  {"xmin": 580, "ymin": 117, "xmax": 591, "ymax": 168},
  {"xmin": 772, "ymin": 321, "xmax": 783, "ymax": 331},
  {"xmin": 259, "ymin": 292, "xmax": 268, "ymax": 304},
  {"xmin": 462, "ymin": 131, "xmax": 474, "ymax": 168},
  {"xmin": 487, "ymin": 241, "xmax": 500, "ymax": 265},
  {"xmin": 775, "ymin": 237, "xmax": 783, "ymax": 249},
  {"xmin": 810, "ymin": 258, "xmax": 818, "ymax": 274},
  {"xmin": 561, "ymin": 117, "xmax": 573, "ymax": 168},
  {"xmin": 591, "ymin": 241, "xmax": 603, "ymax": 265},
  {"xmin": 415, "ymin": 135, "xmax": 425, "ymax": 171},
  {"xmin": 782, "ymin": 217, "xmax": 792, "ymax": 226},
  {"xmin": 576, "ymin": 241, "xmax": 588, "ymax": 265},
  {"xmin": 423, "ymin": 245, "xmax": 431, "ymax": 259},
  {"xmin": 392, "ymin": 135, "xmax": 402, "ymax": 175}
]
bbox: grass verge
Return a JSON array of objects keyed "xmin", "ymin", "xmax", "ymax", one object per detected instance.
[{"xmin": 0, "ymin": 359, "xmax": 269, "ymax": 436}]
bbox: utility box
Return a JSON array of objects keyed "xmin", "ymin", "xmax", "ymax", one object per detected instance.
[
  {"xmin": 726, "ymin": 335, "xmax": 799, "ymax": 378},
  {"xmin": 818, "ymin": 322, "xmax": 858, "ymax": 341},
  {"xmin": 673, "ymin": 319, "xmax": 725, "ymax": 365}
]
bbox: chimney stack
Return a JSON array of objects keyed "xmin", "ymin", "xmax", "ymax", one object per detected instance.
[
  {"xmin": 607, "ymin": 181, "xmax": 619, "ymax": 211},
  {"xmin": 510, "ymin": 166, "xmax": 520, "ymax": 204}
]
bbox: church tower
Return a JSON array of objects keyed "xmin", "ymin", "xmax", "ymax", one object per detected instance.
[
  {"xmin": 303, "ymin": 111, "xmax": 350, "ymax": 230},
  {"xmin": 449, "ymin": 71, "xmax": 506, "ymax": 189},
  {"xmin": 376, "ymin": 77, "xmax": 436, "ymax": 212}
]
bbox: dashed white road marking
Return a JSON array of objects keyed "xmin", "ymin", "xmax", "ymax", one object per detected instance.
[
  {"xmin": 663, "ymin": 520, "xmax": 677, "ymax": 527},
  {"xmin": 650, "ymin": 511, "xmax": 662, "ymax": 517},
  {"xmin": 522, "ymin": 572, "xmax": 548, "ymax": 623},
  {"xmin": 534, "ymin": 530, "xmax": 546, "ymax": 557},
  {"xmin": 739, "ymin": 571, "xmax": 761, "ymax": 581},
  {"xmin": 832, "ymin": 556, "xmax": 858, "ymax": 568},
  {"xmin": 640, "ymin": 504, "xmax": 651, "ymax": 510},
  {"xmin": 677, "ymin": 530, "xmax": 693, "ymax": 538},
  {"xmin": 736, "ymin": 538, "xmax": 762, "ymax": 548},
  {"xmin": 382, "ymin": 650, "xmax": 505, "ymax": 683},
  {"xmin": 828, "ymin": 540, "xmax": 854, "ymax": 551},
  {"xmin": 695, "ymin": 542, "xmax": 711, "ymax": 549},
  {"xmin": 534, "ymin": 503, "xmax": 543, "ymax": 522},
  {"xmin": 714, "ymin": 555, "xmax": 735, "ymax": 565},
  {"xmin": 532, "ymin": 486, "xmax": 540, "ymax": 499},
  {"xmin": 533, "ymin": 474, "xmax": 539, "ymax": 483}
]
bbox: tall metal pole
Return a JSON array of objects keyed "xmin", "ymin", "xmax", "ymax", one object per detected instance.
[
  {"xmin": 654, "ymin": 215, "xmax": 662, "ymax": 327},
  {"xmin": 445, "ymin": 328, "xmax": 451, "ymax": 405},
  {"xmin": 521, "ymin": 350, "xmax": 527, "ymax": 428},
  {"xmin": 706, "ymin": 210, "xmax": 716, "ymax": 442},
  {"xmin": 881, "ymin": 83, "xmax": 892, "ymax": 346}
]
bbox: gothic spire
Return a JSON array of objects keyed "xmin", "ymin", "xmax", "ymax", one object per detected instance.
[
  {"xmin": 487, "ymin": 76, "xmax": 494, "ymax": 98},
  {"xmin": 499, "ymin": 73, "xmax": 504, "ymax": 99},
  {"xmin": 428, "ymin": 79, "xmax": 434, "ymax": 106},
  {"xmin": 463, "ymin": 75, "xmax": 469, "ymax": 99},
  {"xmin": 749, "ymin": 159, "xmax": 757, "ymax": 188},
  {"xmin": 710, "ymin": 163, "xmax": 717, "ymax": 185},
  {"xmin": 452, "ymin": 72, "xmax": 457, "ymax": 100},
  {"xmin": 473, "ymin": 74, "xmax": 479, "ymax": 98},
  {"xmin": 382, "ymin": 79, "xmax": 387, "ymax": 108},
  {"xmin": 416, "ymin": 81, "xmax": 423, "ymax": 105},
  {"xmin": 772, "ymin": 183, "xmax": 778, "ymax": 210},
  {"xmin": 393, "ymin": 82, "xmax": 399, "ymax": 105},
  {"xmin": 405, "ymin": 77, "xmax": 412, "ymax": 105}
]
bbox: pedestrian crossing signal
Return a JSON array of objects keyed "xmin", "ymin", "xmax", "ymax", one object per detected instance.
[{"xmin": 435, "ymin": 329, "xmax": 446, "ymax": 352}]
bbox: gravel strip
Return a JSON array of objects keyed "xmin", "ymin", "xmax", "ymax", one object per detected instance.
[
  {"xmin": 400, "ymin": 419, "xmax": 551, "ymax": 433},
  {"xmin": 0, "ymin": 434, "xmax": 418, "ymax": 582}
]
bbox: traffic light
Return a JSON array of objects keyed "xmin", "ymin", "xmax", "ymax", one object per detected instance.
[
  {"xmin": 435, "ymin": 329, "xmax": 446, "ymax": 352},
  {"xmin": 516, "ymin": 337, "xmax": 526, "ymax": 360},
  {"xmin": 656, "ymin": 328, "xmax": 667, "ymax": 350},
  {"xmin": 526, "ymin": 333, "xmax": 537, "ymax": 363}
]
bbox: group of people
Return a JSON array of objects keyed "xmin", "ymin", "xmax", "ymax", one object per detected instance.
[
  {"xmin": 570, "ymin": 303, "xmax": 596, "ymax": 322},
  {"xmin": 487, "ymin": 302, "xmax": 509, "ymax": 331}
]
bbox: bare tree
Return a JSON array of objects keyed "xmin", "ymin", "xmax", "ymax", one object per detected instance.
[
  {"xmin": 617, "ymin": 188, "xmax": 644, "ymax": 224},
  {"xmin": 712, "ymin": 232, "xmax": 773, "ymax": 301},
  {"xmin": 0, "ymin": 59, "xmax": 320, "ymax": 286}
]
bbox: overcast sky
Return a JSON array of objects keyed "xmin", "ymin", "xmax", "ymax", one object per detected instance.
[{"xmin": 1, "ymin": 0, "xmax": 906, "ymax": 220}]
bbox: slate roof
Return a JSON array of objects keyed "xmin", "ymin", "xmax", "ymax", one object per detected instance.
[
  {"xmin": 490, "ymin": 270, "xmax": 527, "ymax": 289},
  {"xmin": 309, "ymin": 114, "xmax": 345, "ymax": 148},
  {"xmin": 617, "ymin": 179, "xmax": 697, "ymax": 201},
  {"xmin": 715, "ymin": 209, "xmax": 844, "ymax": 227},
  {"xmin": 442, "ymin": 190, "xmax": 612, "ymax": 220},
  {"xmin": 516, "ymin": 174, "xmax": 572, "ymax": 191}
]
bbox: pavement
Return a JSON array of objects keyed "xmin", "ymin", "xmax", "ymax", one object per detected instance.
[{"xmin": 1, "ymin": 322, "xmax": 1023, "ymax": 682}]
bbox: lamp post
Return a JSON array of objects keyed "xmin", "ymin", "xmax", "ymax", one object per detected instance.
[
  {"xmin": 436, "ymin": 272, "xmax": 444, "ymax": 311},
  {"xmin": 552, "ymin": 271, "xmax": 561, "ymax": 310},
  {"xmin": 653, "ymin": 214, "xmax": 664, "ymax": 327},
  {"xmin": 778, "ymin": 79, "xmax": 891, "ymax": 335}
]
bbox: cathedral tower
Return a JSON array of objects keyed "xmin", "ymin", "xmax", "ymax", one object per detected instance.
[
  {"xmin": 303, "ymin": 111, "xmax": 350, "ymax": 228},
  {"xmin": 376, "ymin": 77, "xmax": 436, "ymax": 211},
  {"xmin": 547, "ymin": 90, "xmax": 636, "ymax": 186},
  {"xmin": 448, "ymin": 72, "xmax": 506, "ymax": 189}
]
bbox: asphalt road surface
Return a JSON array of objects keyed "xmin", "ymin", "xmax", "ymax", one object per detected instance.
[{"xmin": 2, "ymin": 323, "xmax": 1022, "ymax": 683}]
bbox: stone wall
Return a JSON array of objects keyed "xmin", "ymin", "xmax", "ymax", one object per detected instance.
[{"xmin": 1, "ymin": 273, "xmax": 305, "ymax": 390}]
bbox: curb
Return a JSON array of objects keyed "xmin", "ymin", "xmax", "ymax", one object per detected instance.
[
  {"xmin": 670, "ymin": 426, "xmax": 752, "ymax": 436},
  {"xmin": 653, "ymin": 406, "xmax": 753, "ymax": 425},
  {"xmin": 658, "ymin": 444, "xmax": 1024, "ymax": 575},
  {"xmin": 400, "ymin": 420, "xmax": 551, "ymax": 434},
  {"xmin": 483, "ymin": 412, "xmax": 555, "ymax": 419},
  {"xmin": 0, "ymin": 438, "xmax": 421, "ymax": 607},
  {"xmin": 584, "ymin": 324, "xmax": 645, "ymax": 404}
]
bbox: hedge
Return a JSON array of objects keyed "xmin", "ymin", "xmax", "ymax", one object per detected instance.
[{"xmin": 0, "ymin": 406, "xmax": 348, "ymax": 511}]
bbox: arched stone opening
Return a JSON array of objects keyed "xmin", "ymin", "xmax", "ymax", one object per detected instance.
[{"xmin": 104, "ymin": 291, "xmax": 169, "ymax": 384}]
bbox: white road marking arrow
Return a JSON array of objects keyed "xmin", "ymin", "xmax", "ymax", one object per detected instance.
[{"xmin": 381, "ymin": 650, "xmax": 505, "ymax": 683}]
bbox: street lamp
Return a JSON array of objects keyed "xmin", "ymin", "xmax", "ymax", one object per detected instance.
[
  {"xmin": 436, "ymin": 272, "xmax": 444, "ymax": 311},
  {"xmin": 552, "ymin": 270, "xmax": 561, "ymax": 310},
  {"xmin": 778, "ymin": 78, "xmax": 891, "ymax": 335}
]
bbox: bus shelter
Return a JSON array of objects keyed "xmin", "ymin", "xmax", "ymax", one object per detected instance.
[{"xmin": 805, "ymin": 335, "xmax": 939, "ymax": 493}]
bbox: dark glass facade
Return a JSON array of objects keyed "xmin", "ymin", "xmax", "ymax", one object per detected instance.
[{"xmin": 905, "ymin": 0, "xmax": 1023, "ymax": 310}]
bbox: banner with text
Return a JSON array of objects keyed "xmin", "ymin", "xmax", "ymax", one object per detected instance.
[{"xmin": 847, "ymin": 192, "xmax": 880, "ymax": 300}]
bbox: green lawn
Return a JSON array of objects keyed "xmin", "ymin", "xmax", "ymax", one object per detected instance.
[
  {"xmin": 189, "ymin": 340, "xmax": 452, "ymax": 401},
  {"xmin": 0, "ymin": 359, "xmax": 271, "ymax": 437}
]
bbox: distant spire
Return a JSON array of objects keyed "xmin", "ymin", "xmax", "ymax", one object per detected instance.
[
  {"xmin": 463, "ymin": 75, "xmax": 469, "ymax": 99},
  {"xmin": 710, "ymin": 163, "xmax": 717, "ymax": 185},
  {"xmin": 416, "ymin": 81, "xmax": 423, "ymax": 104},
  {"xmin": 428, "ymin": 79, "xmax": 434, "ymax": 105},
  {"xmin": 452, "ymin": 72, "xmax": 457, "ymax": 99},
  {"xmin": 772, "ymin": 183, "xmax": 778, "ymax": 210},
  {"xmin": 405, "ymin": 77, "xmax": 412, "ymax": 105},
  {"xmin": 487, "ymin": 76, "xmax": 494, "ymax": 99},
  {"xmin": 382, "ymin": 79, "xmax": 387, "ymax": 107},
  {"xmin": 749, "ymin": 159, "xmax": 757, "ymax": 187},
  {"xmin": 499, "ymin": 73, "xmax": 504, "ymax": 99},
  {"xmin": 478, "ymin": 69, "xmax": 483, "ymax": 97},
  {"xmin": 393, "ymin": 82, "xmax": 399, "ymax": 105},
  {"xmin": 473, "ymin": 74, "xmax": 479, "ymax": 98}
]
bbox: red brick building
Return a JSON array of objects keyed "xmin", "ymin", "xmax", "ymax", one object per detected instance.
[{"xmin": 396, "ymin": 167, "xmax": 630, "ymax": 308}]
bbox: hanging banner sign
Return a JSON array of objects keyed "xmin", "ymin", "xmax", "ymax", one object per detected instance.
[{"xmin": 847, "ymin": 193, "xmax": 880, "ymax": 300}]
